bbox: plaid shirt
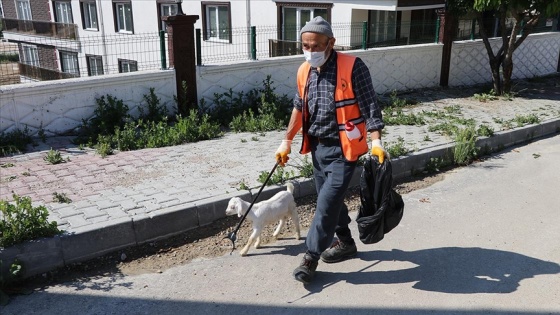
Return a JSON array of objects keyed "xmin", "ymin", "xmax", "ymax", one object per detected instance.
[{"xmin": 294, "ymin": 51, "xmax": 384, "ymax": 139}]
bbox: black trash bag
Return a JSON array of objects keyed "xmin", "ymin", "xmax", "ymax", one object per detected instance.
[{"xmin": 356, "ymin": 155, "xmax": 405, "ymax": 244}]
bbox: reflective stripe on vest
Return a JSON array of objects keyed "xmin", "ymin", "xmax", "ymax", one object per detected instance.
[{"xmin": 297, "ymin": 53, "xmax": 369, "ymax": 162}]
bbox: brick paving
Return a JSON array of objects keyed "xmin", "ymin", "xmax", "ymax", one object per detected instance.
[{"xmin": 1, "ymin": 78, "xmax": 559, "ymax": 234}]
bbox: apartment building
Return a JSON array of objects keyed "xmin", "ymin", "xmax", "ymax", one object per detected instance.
[
  {"xmin": 186, "ymin": 0, "xmax": 446, "ymax": 56},
  {"xmin": 1, "ymin": 0, "xmax": 447, "ymax": 81},
  {"xmin": 0, "ymin": 0, "xmax": 178, "ymax": 81}
]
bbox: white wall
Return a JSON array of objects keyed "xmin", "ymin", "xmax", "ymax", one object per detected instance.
[
  {"xmin": 0, "ymin": 70, "xmax": 175, "ymax": 135},
  {"xmin": 196, "ymin": 43, "xmax": 443, "ymax": 105},
  {"xmin": 449, "ymin": 32, "xmax": 560, "ymax": 86}
]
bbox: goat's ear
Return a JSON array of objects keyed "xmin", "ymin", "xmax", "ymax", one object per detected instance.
[{"xmin": 234, "ymin": 199, "xmax": 243, "ymax": 217}]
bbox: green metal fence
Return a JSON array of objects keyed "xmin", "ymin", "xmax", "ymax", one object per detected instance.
[
  {"xmin": 453, "ymin": 16, "xmax": 559, "ymax": 41},
  {"xmin": 0, "ymin": 31, "xmax": 164, "ymax": 85},
  {"xmin": 195, "ymin": 21, "xmax": 441, "ymax": 65},
  {"xmin": 195, "ymin": 17, "xmax": 558, "ymax": 66}
]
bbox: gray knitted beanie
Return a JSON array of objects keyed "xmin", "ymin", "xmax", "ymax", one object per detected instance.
[{"xmin": 300, "ymin": 16, "xmax": 333, "ymax": 38}]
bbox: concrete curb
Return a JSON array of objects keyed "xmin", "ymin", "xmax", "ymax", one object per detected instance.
[{"xmin": 1, "ymin": 118, "xmax": 559, "ymax": 279}]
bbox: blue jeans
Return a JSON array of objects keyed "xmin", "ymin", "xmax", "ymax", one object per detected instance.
[{"xmin": 305, "ymin": 138, "xmax": 357, "ymax": 260}]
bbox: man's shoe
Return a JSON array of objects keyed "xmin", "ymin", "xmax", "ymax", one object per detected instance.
[
  {"xmin": 320, "ymin": 239, "xmax": 357, "ymax": 263},
  {"xmin": 293, "ymin": 254, "xmax": 318, "ymax": 284}
]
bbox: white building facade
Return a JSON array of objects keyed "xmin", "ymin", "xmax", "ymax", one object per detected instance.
[{"xmin": 1, "ymin": 0, "xmax": 446, "ymax": 80}]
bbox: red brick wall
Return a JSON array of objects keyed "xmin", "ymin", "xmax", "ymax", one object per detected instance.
[
  {"xmin": 31, "ymin": 0, "xmax": 52, "ymax": 21},
  {"xmin": 2, "ymin": 0, "xmax": 51, "ymax": 21},
  {"xmin": 2, "ymin": 0, "xmax": 17, "ymax": 19}
]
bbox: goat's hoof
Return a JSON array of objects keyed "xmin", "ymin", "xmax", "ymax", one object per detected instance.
[{"xmin": 239, "ymin": 251, "xmax": 248, "ymax": 257}]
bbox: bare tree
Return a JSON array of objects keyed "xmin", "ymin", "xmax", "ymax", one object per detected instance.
[{"xmin": 447, "ymin": 0, "xmax": 560, "ymax": 95}]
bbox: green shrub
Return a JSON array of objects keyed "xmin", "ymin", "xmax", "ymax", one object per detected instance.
[
  {"xmin": 78, "ymin": 95, "xmax": 130, "ymax": 142},
  {"xmin": 383, "ymin": 107, "xmax": 425, "ymax": 126},
  {"xmin": 513, "ymin": 114, "xmax": 540, "ymax": 127},
  {"xmin": 298, "ymin": 155, "xmax": 314, "ymax": 178},
  {"xmin": 139, "ymin": 87, "xmax": 168, "ymax": 122},
  {"xmin": 428, "ymin": 122, "xmax": 460, "ymax": 137},
  {"xmin": 96, "ymin": 135, "xmax": 114, "ymax": 158},
  {"xmin": 229, "ymin": 108, "xmax": 286, "ymax": 133},
  {"xmin": 258, "ymin": 167, "xmax": 295, "ymax": 185},
  {"xmin": 473, "ymin": 90, "xmax": 498, "ymax": 102},
  {"xmin": 0, "ymin": 127, "xmax": 33, "ymax": 157},
  {"xmin": 52, "ymin": 192, "xmax": 72, "ymax": 203},
  {"xmin": 0, "ymin": 195, "xmax": 63, "ymax": 248},
  {"xmin": 454, "ymin": 126, "xmax": 478, "ymax": 165},
  {"xmin": 43, "ymin": 148, "xmax": 64, "ymax": 164},
  {"xmin": 201, "ymin": 76, "xmax": 291, "ymax": 132},
  {"xmin": 477, "ymin": 124, "xmax": 494, "ymax": 137},
  {"xmin": 386, "ymin": 136, "xmax": 409, "ymax": 158}
]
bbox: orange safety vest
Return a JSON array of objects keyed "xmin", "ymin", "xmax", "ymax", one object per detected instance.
[{"xmin": 297, "ymin": 53, "xmax": 369, "ymax": 162}]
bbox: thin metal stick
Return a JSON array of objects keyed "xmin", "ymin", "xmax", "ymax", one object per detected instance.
[{"xmin": 224, "ymin": 161, "xmax": 280, "ymax": 252}]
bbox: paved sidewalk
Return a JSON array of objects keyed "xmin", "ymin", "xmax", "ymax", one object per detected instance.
[{"xmin": 1, "ymin": 78, "xmax": 559, "ymax": 276}]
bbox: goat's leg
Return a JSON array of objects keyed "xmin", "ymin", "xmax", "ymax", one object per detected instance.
[
  {"xmin": 254, "ymin": 236, "xmax": 261, "ymax": 248},
  {"xmin": 291, "ymin": 206, "xmax": 301, "ymax": 239},
  {"xmin": 240, "ymin": 228, "xmax": 260, "ymax": 256},
  {"xmin": 272, "ymin": 218, "xmax": 285, "ymax": 239}
]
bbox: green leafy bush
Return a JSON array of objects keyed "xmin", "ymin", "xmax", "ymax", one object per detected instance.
[
  {"xmin": 258, "ymin": 167, "xmax": 295, "ymax": 185},
  {"xmin": 0, "ymin": 195, "xmax": 63, "ymax": 248},
  {"xmin": 77, "ymin": 94, "xmax": 130, "ymax": 143},
  {"xmin": 0, "ymin": 127, "xmax": 33, "ymax": 157},
  {"xmin": 139, "ymin": 87, "xmax": 168, "ymax": 122},
  {"xmin": 203, "ymin": 75, "xmax": 291, "ymax": 130},
  {"xmin": 43, "ymin": 148, "xmax": 64, "ymax": 164},
  {"xmin": 382, "ymin": 107, "xmax": 425, "ymax": 126},
  {"xmin": 386, "ymin": 136, "xmax": 410, "ymax": 159}
]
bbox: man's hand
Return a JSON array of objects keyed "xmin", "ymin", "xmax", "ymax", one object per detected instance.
[
  {"xmin": 371, "ymin": 139, "xmax": 389, "ymax": 164},
  {"xmin": 275, "ymin": 140, "xmax": 292, "ymax": 166}
]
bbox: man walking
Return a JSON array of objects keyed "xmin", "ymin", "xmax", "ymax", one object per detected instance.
[{"xmin": 275, "ymin": 16, "xmax": 387, "ymax": 284}]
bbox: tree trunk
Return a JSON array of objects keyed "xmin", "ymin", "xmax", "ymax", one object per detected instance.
[
  {"xmin": 477, "ymin": 13, "xmax": 503, "ymax": 94},
  {"xmin": 500, "ymin": 14, "xmax": 540, "ymax": 95},
  {"xmin": 490, "ymin": 59, "xmax": 502, "ymax": 95},
  {"xmin": 502, "ymin": 58, "xmax": 513, "ymax": 94}
]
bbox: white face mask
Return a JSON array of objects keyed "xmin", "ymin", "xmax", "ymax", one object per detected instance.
[{"xmin": 303, "ymin": 49, "xmax": 328, "ymax": 68}]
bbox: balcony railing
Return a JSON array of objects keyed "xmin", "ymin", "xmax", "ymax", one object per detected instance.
[
  {"xmin": 2, "ymin": 18, "xmax": 78, "ymax": 40},
  {"xmin": 19, "ymin": 63, "xmax": 79, "ymax": 81}
]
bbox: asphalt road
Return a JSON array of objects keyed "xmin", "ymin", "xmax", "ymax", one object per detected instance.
[{"xmin": 2, "ymin": 135, "xmax": 560, "ymax": 315}]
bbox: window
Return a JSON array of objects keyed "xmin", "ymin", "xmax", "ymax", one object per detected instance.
[
  {"xmin": 158, "ymin": 2, "xmax": 178, "ymax": 31},
  {"xmin": 201, "ymin": 2, "xmax": 231, "ymax": 42},
  {"xmin": 118, "ymin": 59, "xmax": 137, "ymax": 73},
  {"xmin": 114, "ymin": 2, "xmax": 133, "ymax": 33},
  {"xmin": 16, "ymin": 0, "xmax": 32, "ymax": 20},
  {"xmin": 54, "ymin": 1, "xmax": 73, "ymax": 24},
  {"xmin": 60, "ymin": 51, "xmax": 79, "ymax": 75},
  {"xmin": 22, "ymin": 44, "xmax": 39, "ymax": 67},
  {"xmin": 368, "ymin": 10, "xmax": 397, "ymax": 44},
  {"xmin": 409, "ymin": 9, "xmax": 437, "ymax": 44},
  {"xmin": 86, "ymin": 55, "xmax": 103, "ymax": 76},
  {"xmin": 81, "ymin": 1, "xmax": 99, "ymax": 30},
  {"xmin": 282, "ymin": 7, "xmax": 327, "ymax": 41}
]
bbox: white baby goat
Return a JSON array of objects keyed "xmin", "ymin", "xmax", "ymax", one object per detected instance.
[{"xmin": 225, "ymin": 183, "xmax": 301, "ymax": 256}]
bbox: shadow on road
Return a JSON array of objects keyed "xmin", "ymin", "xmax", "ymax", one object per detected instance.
[{"xmin": 307, "ymin": 247, "xmax": 560, "ymax": 294}]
